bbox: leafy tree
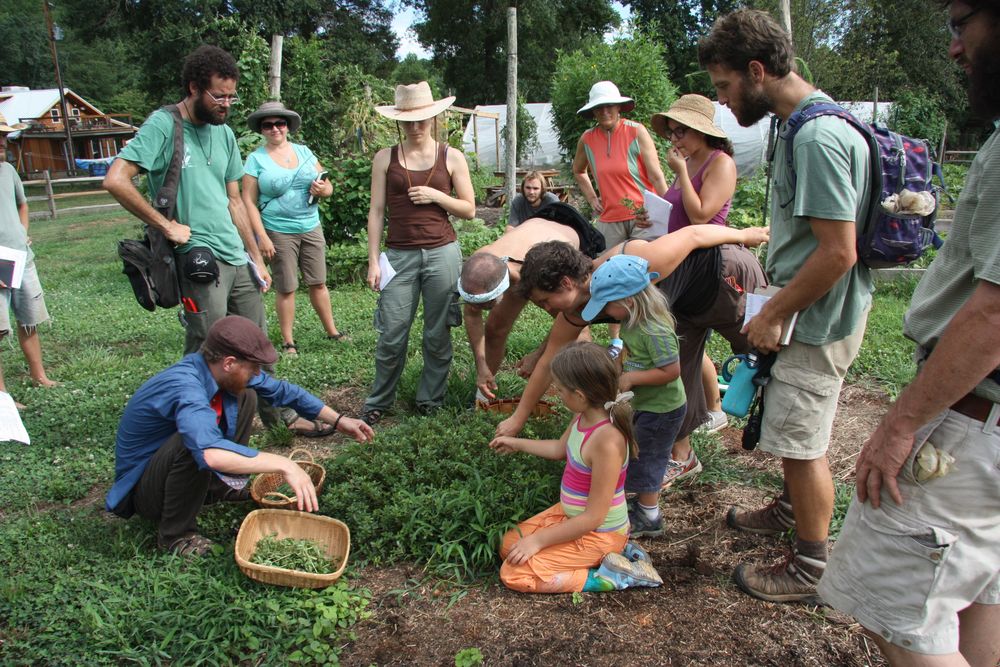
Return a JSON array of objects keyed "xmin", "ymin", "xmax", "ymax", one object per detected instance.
[
  {"xmin": 407, "ymin": 0, "xmax": 620, "ymax": 104},
  {"xmin": 391, "ymin": 54, "xmax": 447, "ymax": 98},
  {"xmin": 549, "ymin": 24, "xmax": 677, "ymax": 158},
  {"xmin": 499, "ymin": 95, "xmax": 540, "ymax": 167},
  {"xmin": 0, "ymin": 0, "xmax": 51, "ymax": 91}
]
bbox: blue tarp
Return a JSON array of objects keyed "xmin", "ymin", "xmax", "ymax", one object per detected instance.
[{"xmin": 75, "ymin": 156, "xmax": 116, "ymax": 176}]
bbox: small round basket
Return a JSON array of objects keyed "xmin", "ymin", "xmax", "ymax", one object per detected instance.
[
  {"xmin": 475, "ymin": 397, "xmax": 556, "ymax": 417},
  {"xmin": 250, "ymin": 448, "xmax": 326, "ymax": 509},
  {"xmin": 235, "ymin": 509, "xmax": 350, "ymax": 588}
]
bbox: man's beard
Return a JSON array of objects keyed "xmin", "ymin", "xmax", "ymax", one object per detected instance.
[
  {"xmin": 734, "ymin": 81, "xmax": 773, "ymax": 127},
  {"xmin": 193, "ymin": 94, "xmax": 228, "ymax": 125},
  {"xmin": 968, "ymin": 38, "xmax": 1000, "ymax": 121}
]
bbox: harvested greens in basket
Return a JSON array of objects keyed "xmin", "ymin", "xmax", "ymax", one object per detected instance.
[{"xmin": 250, "ymin": 533, "xmax": 340, "ymax": 574}]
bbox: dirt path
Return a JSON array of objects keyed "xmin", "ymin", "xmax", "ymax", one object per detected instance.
[{"xmin": 337, "ymin": 384, "xmax": 890, "ymax": 666}]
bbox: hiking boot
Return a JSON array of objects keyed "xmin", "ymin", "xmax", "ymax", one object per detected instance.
[
  {"xmin": 733, "ymin": 550, "xmax": 825, "ymax": 604},
  {"xmin": 628, "ymin": 504, "xmax": 666, "ymax": 538},
  {"xmin": 661, "ymin": 451, "xmax": 703, "ymax": 489},
  {"xmin": 726, "ymin": 497, "xmax": 796, "ymax": 536},
  {"xmin": 597, "ymin": 552, "xmax": 663, "ymax": 589},
  {"xmin": 696, "ymin": 410, "xmax": 729, "ymax": 434},
  {"xmin": 622, "ymin": 541, "xmax": 652, "ymax": 563}
]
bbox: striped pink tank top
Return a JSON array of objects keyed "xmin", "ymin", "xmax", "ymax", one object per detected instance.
[{"xmin": 559, "ymin": 415, "xmax": 629, "ymax": 534}]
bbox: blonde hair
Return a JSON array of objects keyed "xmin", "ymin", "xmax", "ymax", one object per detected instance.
[
  {"xmin": 616, "ymin": 283, "xmax": 676, "ymax": 335},
  {"xmin": 521, "ymin": 170, "xmax": 550, "ymax": 197},
  {"xmin": 551, "ymin": 342, "xmax": 637, "ymax": 457}
]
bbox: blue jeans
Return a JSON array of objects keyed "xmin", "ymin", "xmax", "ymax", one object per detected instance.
[{"xmin": 626, "ymin": 405, "xmax": 687, "ymax": 494}]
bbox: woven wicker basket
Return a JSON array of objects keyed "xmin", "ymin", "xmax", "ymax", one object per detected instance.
[
  {"xmin": 475, "ymin": 397, "xmax": 556, "ymax": 417},
  {"xmin": 250, "ymin": 448, "xmax": 326, "ymax": 509},
  {"xmin": 235, "ymin": 509, "xmax": 350, "ymax": 588}
]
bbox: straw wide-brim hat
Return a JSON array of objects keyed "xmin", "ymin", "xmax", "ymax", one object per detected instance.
[
  {"xmin": 577, "ymin": 81, "xmax": 635, "ymax": 116},
  {"xmin": 375, "ymin": 82, "xmax": 456, "ymax": 122},
  {"xmin": 247, "ymin": 101, "xmax": 302, "ymax": 133},
  {"xmin": 0, "ymin": 111, "xmax": 28, "ymax": 133},
  {"xmin": 651, "ymin": 94, "xmax": 727, "ymax": 139}
]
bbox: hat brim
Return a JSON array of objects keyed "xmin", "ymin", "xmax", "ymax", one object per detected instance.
[
  {"xmin": 577, "ymin": 98, "xmax": 636, "ymax": 117},
  {"xmin": 580, "ymin": 297, "xmax": 609, "ymax": 322},
  {"xmin": 375, "ymin": 96, "xmax": 456, "ymax": 122},
  {"xmin": 247, "ymin": 109, "xmax": 302, "ymax": 133},
  {"xmin": 651, "ymin": 110, "xmax": 727, "ymax": 139},
  {"xmin": 0, "ymin": 123, "xmax": 28, "ymax": 133}
]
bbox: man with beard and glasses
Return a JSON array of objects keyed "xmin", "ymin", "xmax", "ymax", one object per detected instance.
[
  {"xmin": 698, "ymin": 9, "xmax": 873, "ymax": 603},
  {"xmin": 104, "ymin": 46, "xmax": 332, "ymax": 437},
  {"xmin": 818, "ymin": 3, "xmax": 1000, "ymax": 664},
  {"xmin": 106, "ymin": 316, "xmax": 374, "ymax": 557}
]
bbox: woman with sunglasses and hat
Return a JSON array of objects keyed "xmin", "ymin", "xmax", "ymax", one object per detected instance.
[
  {"xmin": 362, "ymin": 82, "xmax": 476, "ymax": 425},
  {"xmin": 651, "ymin": 95, "xmax": 742, "ymax": 483},
  {"xmin": 242, "ymin": 101, "xmax": 345, "ymax": 358}
]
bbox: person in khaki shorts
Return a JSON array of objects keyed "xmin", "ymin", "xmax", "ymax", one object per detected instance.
[
  {"xmin": 819, "ymin": 2, "xmax": 1000, "ymax": 664},
  {"xmin": 242, "ymin": 101, "xmax": 346, "ymax": 357},
  {"xmin": 699, "ymin": 9, "xmax": 873, "ymax": 603}
]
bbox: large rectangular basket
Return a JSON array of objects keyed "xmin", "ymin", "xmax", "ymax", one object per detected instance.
[{"xmin": 235, "ymin": 509, "xmax": 350, "ymax": 588}]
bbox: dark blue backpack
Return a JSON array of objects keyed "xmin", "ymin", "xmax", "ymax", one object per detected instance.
[{"xmin": 779, "ymin": 102, "xmax": 944, "ymax": 268}]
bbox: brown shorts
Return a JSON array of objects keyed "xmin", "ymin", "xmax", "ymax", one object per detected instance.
[{"xmin": 266, "ymin": 225, "xmax": 328, "ymax": 293}]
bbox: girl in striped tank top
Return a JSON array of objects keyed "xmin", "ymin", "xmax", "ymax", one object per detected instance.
[{"xmin": 490, "ymin": 342, "xmax": 664, "ymax": 593}]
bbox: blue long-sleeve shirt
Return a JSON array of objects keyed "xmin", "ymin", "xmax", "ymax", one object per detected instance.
[{"xmin": 105, "ymin": 353, "xmax": 325, "ymax": 513}]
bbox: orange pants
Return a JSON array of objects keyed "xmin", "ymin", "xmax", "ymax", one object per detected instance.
[{"xmin": 498, "ymin": 503, "xmax": 628, "ymax": 593}]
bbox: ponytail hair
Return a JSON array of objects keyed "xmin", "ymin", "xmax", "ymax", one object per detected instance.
[{"xmin": 551, "ymin": 341, "xmax": 637, "ymax": 457}]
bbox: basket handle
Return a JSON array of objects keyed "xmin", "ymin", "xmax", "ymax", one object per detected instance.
[
  {"xmin": 289, "ymin": 448, "xmax": 315, "ymax": 464},
  {"xmin": 263, "ymin": 491, "xmax": 296, "ymax": 503}
]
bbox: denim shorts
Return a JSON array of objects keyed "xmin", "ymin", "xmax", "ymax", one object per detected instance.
[
  {"xmin": 0, "ymin": 260, "xmax": 50, "ymax": 336},
  {"xmin": 625, "ymin": 405, "xmax": 687, "ymax": 493}
]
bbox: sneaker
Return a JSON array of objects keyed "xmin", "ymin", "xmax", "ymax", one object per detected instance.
[
  {"xmin": 607, "ymin": 338, "xmax": 624, "ymax": 360},
  {"xmin": 726, "ymin": 497, "xmax": 796, "ymax": 536},
  {"xmin": 627, "ymin": 504, "xmax": 666, "ymax": 538},
  {"xmin": 696, "ymin": 410, "xmax": 729, "ymax": 433},
  {"xmin": 597, "ymin": 552, "xmax": 663, "ymax": 589},
  {"xmin": 660, "ymin": 451, "xmax": 703, "ymax": 489},
  {"xmin": 732, "ymin": 550, "xmax": 825, "ymax": 604},
  {"xmin": 621, "ymin": 541, "xmax": 652, "ymax": 563}
]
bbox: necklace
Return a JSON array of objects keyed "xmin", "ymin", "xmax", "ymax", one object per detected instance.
[{"xmin": 183, "ymin": 99, "xmax": 213, "ymax": 166}]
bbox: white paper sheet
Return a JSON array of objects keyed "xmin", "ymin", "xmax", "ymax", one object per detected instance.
[
  {"xmin": 642, "ymin": 190, "xmax": 673, "ymax": 238},
  {"xmin": 244, "ymin": 253, "xmax": 268, "ymax": 288},
  {"xmin": 743, "ymin": 286, "xmax": 798, "ymax": 346},
  {"xmin": 378, "ymin": 252, "xmax": 396, "ymax": 291},
  {"xmin": 0, "ymin": 245, "xmax": 28, "ymax": 289},
  {"xmin": 0, "ymin": 392, "xmax": 30, "ymax": 444}
]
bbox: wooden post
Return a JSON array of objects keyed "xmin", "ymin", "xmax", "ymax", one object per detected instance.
[
  {"xmin": 872, "ymin": 86, "xmax": 878, "ymax": 124},
  {"xmin": 472, "ymin": 111, "xmax": 480, "ymax": 161},
  {"xmin": 43, "ymin": 169, "xmax": 56, "ymax": 219},
  {"xmin": 42, "ymin": 0, "xmax": 76, "ymax": 172},
  {"xmin": 269, "ymin": 35, "xmax": 284, "ymax": 100},
  {"xmin": 938, "ymin": 118, "xmax": 948, "ymax": 160},
  {"xmin": 505, "ymin": 5, "xmax": 518, "ymax": 206},
  {"xmin": 494, "ymin": 118, "xmax": 501, "ymax": 170},
  {"xmin": 779, "ymin": 0, "xmax": 791, "ymax": 34}
]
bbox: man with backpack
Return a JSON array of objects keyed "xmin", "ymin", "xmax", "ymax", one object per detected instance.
[
  {"xmin": 819, "ymin": 2, "xmax": 1000, "ymax": 664},
  {"xmin": 699, "ymin": 9, "xmax": 874, "ymax": 603},
  {"xmin": 104, "ymin": 46, "xmax": 330, "ymax": 436}
]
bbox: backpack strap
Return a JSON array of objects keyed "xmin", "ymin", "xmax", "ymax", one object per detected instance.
[{"xmin": 153, "ymin": 104, "xmax": 184, "ymax": 221}]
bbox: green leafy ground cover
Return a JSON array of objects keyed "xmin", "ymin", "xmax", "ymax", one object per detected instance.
[{"xmin": 1, "ymin": 209, "xmax": 918, "ymax": 664}]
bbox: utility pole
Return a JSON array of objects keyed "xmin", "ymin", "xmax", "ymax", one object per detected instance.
[
  {"xmin": 42, "ymin": 0, "xmax": 76, "ymax": 172},
  {"xmin": 504, "ymin": 4, "xmax": 518, "ymax": 207},
  {"xmin": 269, "ymin": 35, "xmax": 283, "ymax": 100}
]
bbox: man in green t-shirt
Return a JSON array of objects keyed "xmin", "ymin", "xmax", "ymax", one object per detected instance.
[
  {"xmin": 699, "ymin": 9, "xmax": 873, "ymax": 603},
  {"xmin": 820, "ymin": 3, "xmax": 1000, "ymax": 663}
]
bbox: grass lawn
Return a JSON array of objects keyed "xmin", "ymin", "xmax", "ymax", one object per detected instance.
[{"xmin": 1, "ymin": 208, "xmax": 918, "ymax": 664}]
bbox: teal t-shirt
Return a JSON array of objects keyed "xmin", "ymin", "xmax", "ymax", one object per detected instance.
[
  {"xmin": 243, "ymin": 143, "xmax": 321, "ymax": 234},
  {"xmin": 118, "ymin": 109, "xmax": 246, "ymax": 265},
  {"xmin": 621, "ymin": 319, "xmax": 686, "ymax": 413},
  {"xmin": 0, "ymin": 163, "xmax": 32, "ymax": 263},
  {"xmin": 768, "ymin": 91, "xmax": 873, "ymax": 345}
]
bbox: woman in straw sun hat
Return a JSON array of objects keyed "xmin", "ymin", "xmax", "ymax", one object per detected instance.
[
  {"xmin": 242, "ymin": 101, "xmax": 347, "ymax": 360},
  {"xmin": 361, "ymin": 81, "xmax": 476, "ymax": 425},
  {"xmin": 651, "ymin": 94, "xmax": 740, "ymax": 482}
]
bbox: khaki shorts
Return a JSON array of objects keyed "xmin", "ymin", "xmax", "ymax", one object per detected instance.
[
  {"xmin": 599, "ymin": 218, "xmax": 663, "ymax": 248},
  {"xmin": 758, "ymin": 309, "xmax": 868, "ymax": 460},
  {"xmin": 0, "ymin": 260, "xmax": 50, "ymax": 336},
  {"xmin": 266, "ymin": 225, "xmax": 328, "ymax": 293},
  {"xmin": 819, "ymin": 409, "xmax": 1000, "ymax": 655}
]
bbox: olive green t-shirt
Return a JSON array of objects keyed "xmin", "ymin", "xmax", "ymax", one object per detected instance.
[
  {"xmin": 905, "ymin": 128, "xmax": 1000, "ymax": 402},
  {"xmin": 621, "ymin": 319, "xmax": 686, "ymax": 413},
  {"xmin": 768, "ymin": 92, "xmax": 873, "ymax": 345},
  {"xmin": 118, "ymin": 108, "xmax": 246, "ymax": 265}
]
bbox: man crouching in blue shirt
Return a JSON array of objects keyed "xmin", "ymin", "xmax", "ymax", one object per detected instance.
[{"xmin": 105, "ymin": 315, "xmax": 374, "ymax": 556}]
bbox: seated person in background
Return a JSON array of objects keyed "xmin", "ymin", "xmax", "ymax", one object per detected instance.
[
  {"xmin": 459, "ymin": 202, "xmax": 605, "ymax": 400},
  {"xmin": 105, "ymin": 316, "xmax": 374, "ymax": 557},
  {"xmin": 507, "ymin": 171, "xmax": 560, "ymax": 227}
]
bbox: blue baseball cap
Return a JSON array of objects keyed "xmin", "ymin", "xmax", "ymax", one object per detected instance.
[{"xmin": 581, "ymin": 254, "xmax": 660, "ymax": 321}]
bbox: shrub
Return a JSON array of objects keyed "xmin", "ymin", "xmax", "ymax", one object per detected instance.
[
  {"xmin": 319, "ymin": 155, "xmax": 372, "ymax": 245},
  {"xmin": 727, "ymin": 170, "xmax": 769, "ymax": 229},
  {"xmin": 889, "ymin": 88, "xmax": 947, "ymax": 147},
  {"xmin": 499, "ymin": 95, "xmax": 540, "ymax": 168},
  {"xmin": 549, "ymin": 23, "xmax": 678, "ymax": 158}
]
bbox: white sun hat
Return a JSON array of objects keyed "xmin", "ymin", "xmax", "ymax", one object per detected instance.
[{"xmin": 577, "ymin": 81, "xmax": 635, "ymax": 116}]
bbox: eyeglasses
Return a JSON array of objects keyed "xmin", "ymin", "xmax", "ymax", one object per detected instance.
[
  {"xmin": 260, "ymin": 120, "xmax": 288, "ymax": 131},
  {"xmin": 203, "ymin": 90, "xmax": 240, "ymax": 105},
  {"xmin": 667, "ymin": 125, "xmax": 688, "ymax": 141},
  {"xmin": 948, "ymin": 7, "xmax": 981, "ymax": 39}
]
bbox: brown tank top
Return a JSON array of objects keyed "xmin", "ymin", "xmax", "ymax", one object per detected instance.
[{"xmin": 385, "ymin": 143, "xmax": 456, "ymax": 249}]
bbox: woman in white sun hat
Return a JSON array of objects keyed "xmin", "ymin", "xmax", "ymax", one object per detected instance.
[{"xmin": 361, "ymin": 82, "xmax": 476, "ymax": 425}]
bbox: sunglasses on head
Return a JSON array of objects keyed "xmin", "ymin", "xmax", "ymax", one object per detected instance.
[{"xmin": 260, "ymin": 119, "xmax": 288, "ymax": 131}]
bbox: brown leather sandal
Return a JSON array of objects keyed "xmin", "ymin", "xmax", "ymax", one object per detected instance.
[{"xmin": 164, "ymin": 533, "xmax": 215, "ymax": 557}]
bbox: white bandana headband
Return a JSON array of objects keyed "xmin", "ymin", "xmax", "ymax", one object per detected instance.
[{"xmin": 458, "ymin": 266, "xmax": 511, "ymax": 304}]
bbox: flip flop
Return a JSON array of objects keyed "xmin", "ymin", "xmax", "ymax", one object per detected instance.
[{"xmin": 289, "ymin": 419, "xmax": 336, "ymax": 438}]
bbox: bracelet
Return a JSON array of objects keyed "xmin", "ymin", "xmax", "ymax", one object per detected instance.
[{"xmin": 332, "ymin": 414, "xmax": 343, "ymax": 431}]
